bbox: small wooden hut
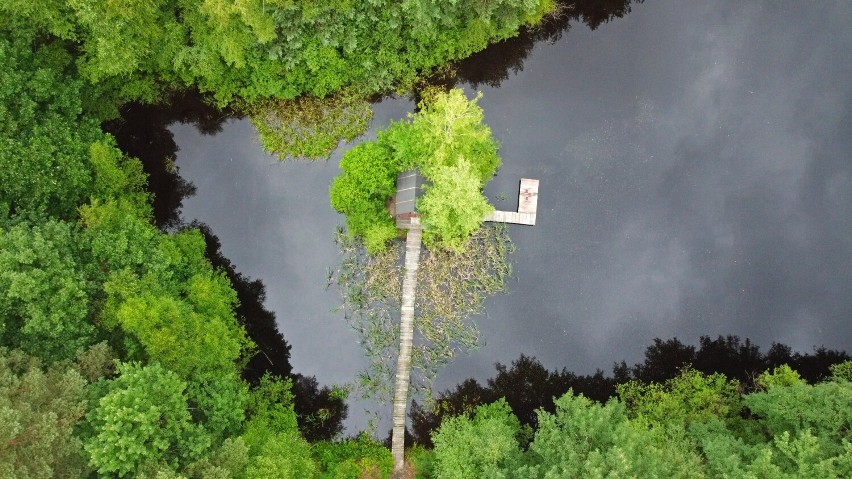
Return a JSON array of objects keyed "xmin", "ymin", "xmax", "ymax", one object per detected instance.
[{"xmin": 394, "ymin": 169, "xmax": 427, "ymax": 229}]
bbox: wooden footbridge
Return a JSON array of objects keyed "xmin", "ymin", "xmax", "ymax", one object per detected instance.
[{"xmin": 389, "ymin": 170, "xmax": 538, "ymax": 476}]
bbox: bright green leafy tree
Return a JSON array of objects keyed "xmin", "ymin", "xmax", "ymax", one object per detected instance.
[
  {"xmin": 431, "ymin": 399, "xmax": 522, "ymax": 479},
  {"xmin": 418, "ymin": 159, "xmax": 494, "ymax": 251},
  {"xmin": 241, "ymin": 375, "xmax": 318, "ymax": 479},
  {"xmin": 617, "ymin": 367, "xmax": 743, "ymax": 430},
  {"xmin": 691, "ymin": 372, "xmax": 852, "ymax": 478},
  {"xmin": 430, "ymin": 392, "xmax": 704, "ymax": 479},
  {"xmin": 515, "ymin": 392, "xmax": 704, "ymax": 479},
  {"xmin": 79, "ymin": 200, "xmax": 253, "ymax": 378},
  {"xmin": 830, "ymin": 360, "xmax": 852, "ymax": 382},
  {"xmin": 84, "ymin": 362, "xmax": 211, "ymax": 477},
  {"xmin": 331, "ymin": 89, "xmax": 499, "ymax": 252}
]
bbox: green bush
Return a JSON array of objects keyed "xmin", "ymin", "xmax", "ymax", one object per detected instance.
[
  {"xmin": 407, "ymin": 445, "xmax": 436, "ymax": 479},
  {"xmin": 431, "ymin": 399, "xmax": 522, "ymax": 479},
  {"xmin": 314, "ymin": 436, "xmax": 393, "ymax": 479},
  {"xmin": 419, "ymin": 160, "xmax": 494, "ymax": 251}
]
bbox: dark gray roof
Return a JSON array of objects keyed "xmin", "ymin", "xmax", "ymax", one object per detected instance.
[{"xmin": 395, "ymin": 169, "xmax": 426, "ymax": 215}]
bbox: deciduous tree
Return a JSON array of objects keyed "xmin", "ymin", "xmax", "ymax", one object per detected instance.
[
  {"xmin": 0, "ymin": 220, "xmax": 97, "ymax": 361},
  {"xmin": 84, "ymin": 362, "xmax": 210, "ymax": 477},
  {"xmin": 431, "ymin": 399, "xmax": 522, "ymax": 479},
  {"xmin": 0, "ymin": 348, "xmax": 90, "ymax": 478}
]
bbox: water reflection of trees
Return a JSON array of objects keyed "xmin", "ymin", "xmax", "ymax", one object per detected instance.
[
  {"xmin": 430, "ymin": 0, "xmax": 644, "ymax": 90},
  {"xmin": 195, "ymin": 222, "xmax": 347, "ymax": 441},
  {"xmin": 102, "ymin": 91, "xmax": 230, "ymax": 229},
  {"xmin": 106, "ymin": 98, "xmax": 347, "ymax": 441}
]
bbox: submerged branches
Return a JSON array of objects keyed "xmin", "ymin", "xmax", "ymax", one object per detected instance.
[
  {"xmin": 333, "ymin": 225, "xmax": 514, "ymax": 404},
  {"xmin": 412, "ymin": 225, "xmax": 514, "ymax": 397},
  {"xmin": 334, "ymin": 226, "xmax": 402, "ymax": 401}
]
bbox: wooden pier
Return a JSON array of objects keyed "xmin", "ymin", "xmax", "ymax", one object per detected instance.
[
  {"xmin": 394, "ymin": 171, "xmax": 540, "ymax": 228},
  {"xmin": 484, "ymin": 178, "xmax": 539, "ymax": 225}
]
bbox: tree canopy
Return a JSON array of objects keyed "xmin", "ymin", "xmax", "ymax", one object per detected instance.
[
  {"xmin": 423, "ymin": 362, "xmax": 852, "ymax": 478},
  {"xmin": 0, "ymin": 0, "xmax": 554, "ymax": 107},
  {"xmin": 411, "ymin": 336, "xmax": 850, "ymax": 448}
]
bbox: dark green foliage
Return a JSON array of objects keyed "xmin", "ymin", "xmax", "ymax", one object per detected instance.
[
  {"xmin": 411, "ymin": 355, "xmax": 606, "ymax": 447},
  {"xmin": 429, "ymin": 393, "xmax": 703, "ymax": 478},
  {"xmin": 413, "ymin": 337, "xmax": 849, "ymax": 448},
  {"xmin": 180, "ymin": 0, "xmax": 556, "ymax": 106},
  {"xmin": 1, "ymin": 0, "xmax": 555, "ymax": 107},
  {"xmin": 690, "ymin": 375, "xmax": 852, "ymax": 478},
  {"xmin": 0, "ymin": 348, "xmax": 90, "ymax": 478},
  {"xmin": 407, "ymin": 446, "xmax": 437, "ymax": 479},
  {"xmin": 0, "ymin": 19, "xmax": 351, "ymax": 476},
  {"xmin": 0, "ymin": 34, "xmax": 107, "ymax": 219},
  {"xmin": 427, "ymin": 374, "xmax": 852, "ymax": 479},
  {"xmin": 330, "ymin": 141, "xmax": 402, "ymax": 253},
  {"xmin": 185, "ymin": 373, "xmax": 248, "ymax": 443},
  {"xmin": 0, "ymin": 220, "xmax": 98, "ymax": 362},
  {"xmin": 245, "ymin": 374, "xmax": 300, "ymax": 433},
  {"xmin": 241, "ymin": 375, "xmax": 319, "ymax": 478},
  {"xmin": 517, "ymin": 393, "xmax": 704, "ymax": 478},
  {"xmin": 625, "ymin": 335, "xmax": 849, "ymax": 387},
  {"xmin": 0, "ymin": 2, "xmax": 383, "ymax": 476},
  {"xmin": 628, "ymin": 337, "xmax": 697, "ymax": 383},
  {"xmin": 743, "ymin": 380, "xmax": 852, "ymax": 456}
]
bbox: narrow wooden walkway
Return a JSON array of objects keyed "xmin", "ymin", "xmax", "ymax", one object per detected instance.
[{"xmin": 391, "ymin": 222, "xmax": 422, "ymax": 474}]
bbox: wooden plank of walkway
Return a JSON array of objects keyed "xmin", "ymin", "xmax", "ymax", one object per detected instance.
[
  {"xmin": 484, "ymin": 210, "xmax": 536, "ymax": 225},
  {"xmin": 391, "ymin": 224, "xmax": 422, "ymax": 474},
  {"xmin": 518, "ymin": 178, "xmax": 539, "ymax": 213}
]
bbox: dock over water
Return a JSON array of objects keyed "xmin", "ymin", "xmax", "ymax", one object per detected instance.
[{"xmin": 484, "ymin": 178, "xmax": 539, "ymax": 225}]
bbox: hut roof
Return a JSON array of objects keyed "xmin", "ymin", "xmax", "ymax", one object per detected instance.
[{"xmin": 395, "ymin": 169, "xmax": 427, "ymax": 216}]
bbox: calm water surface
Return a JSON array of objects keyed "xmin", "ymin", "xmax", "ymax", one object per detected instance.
[{"xmin": 170, "ymin": 1, "xmax": 852, "ymax": 428}]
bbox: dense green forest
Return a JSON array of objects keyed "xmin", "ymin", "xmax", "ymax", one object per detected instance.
[{"xmin": 2, "ymin": 0, "xmax": 850, "ymax": 478}]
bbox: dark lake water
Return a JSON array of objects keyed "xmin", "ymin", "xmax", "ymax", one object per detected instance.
[{"xmin": 168, "ymin": 1, "xmax": 852, "ymax": 429}]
